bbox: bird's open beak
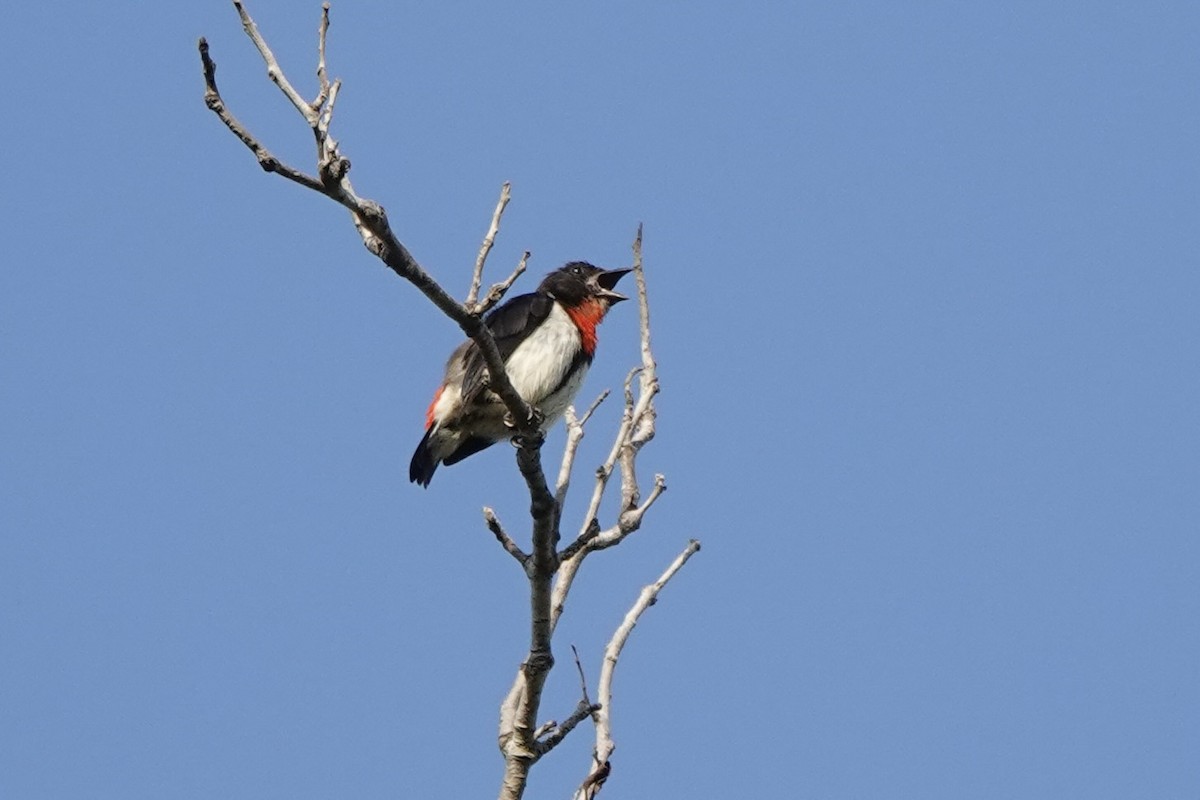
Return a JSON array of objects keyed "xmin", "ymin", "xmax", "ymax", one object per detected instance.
[{"xmin": 594, "ymin": 268, "xmax": 633, "ymax": 303}]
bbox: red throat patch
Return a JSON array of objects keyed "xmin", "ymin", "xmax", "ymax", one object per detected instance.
[{"xmin": 563, "ymin": 298, "xmax": 607, "ymax": 356}]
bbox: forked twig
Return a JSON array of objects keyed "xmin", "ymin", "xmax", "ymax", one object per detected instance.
[{"xmin": 199, "ymin": 4, "xmax": 537, "ymax": 432}]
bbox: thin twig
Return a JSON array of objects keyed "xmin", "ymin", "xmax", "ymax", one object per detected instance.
[
  {"xmin": 554, "ymin": 407, "xmax": 586, "ymax": 508},
  {"xmin": 618, "ymin": 225, "xmax": 660, "ymax": 511},
  {"xmin": 536, "ymin": 697, "xmax": 600, "ymax": 756},
  {"xmin": 554, "ymin": 389, "xmax": 610, "ymax": 510},
  {"xmin": 199, "ymin": 39, "xmax": 325, "ymax": 190},
  {"xmin": 484, "ymin": 507, "xmax": 529, "ymax": 566},
  {"xmin": 312, "ymin": 3, "xmax": 331, "ymax": 109},
  {"xmin": 571, "ymin": 644, "xmax": 593, "ymax": 707},
  {"xmin": 580, "ymin": 366, "xmax": 640, "ymax": 536},
  {"xmin": 589, "ymin": 474, "xmax": 667, "ymax": 553},
  {"xmin": 574, "ymin": 539, "xmax": 701, "ymax": 799},
  {"xmin": 467, "ymin": 182, "xmax": 512, "ymax": 309},
  {"xmin": 579, "ymin": 390, "xmax": 611, "ymax": 427},
  {"xmin": 233, "ymin": 0, "xmax": 317, "ymax": 124},
  {"xmin": 477, "ymin": 251, "xmax": 529, "ymax": 315},
  {"xmin": 318, "ymin": 78, "xmax": 342, "ymax": 141},
  {"xmin": 558, "ymin": 518, "xmax": 601, "ymax": 564},
  {"xmin": 530, "ymin": 645, "xmax": 600, "ymax": 756}
]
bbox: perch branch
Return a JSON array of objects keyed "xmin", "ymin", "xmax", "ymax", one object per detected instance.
[{"xmin": 199, "ymin": 4, "xmax": 538, "ymax": 435}]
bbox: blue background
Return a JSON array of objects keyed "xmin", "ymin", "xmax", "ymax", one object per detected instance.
[{"xmin": 3, "ymin": 1, "xmax": 1197, "ymax": 797}]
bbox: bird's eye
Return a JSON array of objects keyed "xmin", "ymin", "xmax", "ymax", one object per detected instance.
[{"xmin": 571, "ymin": 266, "xmax": 582, "ymax": 275}]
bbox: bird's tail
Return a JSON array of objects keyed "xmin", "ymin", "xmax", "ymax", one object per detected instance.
[{"xmin": 409, "ymin": 426, "xmax": 439, "ymax": 487}]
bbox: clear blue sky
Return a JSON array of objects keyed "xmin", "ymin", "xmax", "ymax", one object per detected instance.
[{"xmin": 3, "ymin": 1, "xmax": 1198, "ymax": 797}]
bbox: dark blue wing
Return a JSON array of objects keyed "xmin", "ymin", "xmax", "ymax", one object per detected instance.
[{"xmin": 459, "ymin": 292, "xmax": 553, "ymax": 402}]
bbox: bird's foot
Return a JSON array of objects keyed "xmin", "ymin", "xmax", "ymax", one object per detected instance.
[
  {"xmin": 511, "ymin": 429, "xmax": 546, "ymax": 450},
  {"xmin": 507, "ymin": 407, "xmax": 545, "ymax": 450},
  {"xmin": 503, "ymin": 406, "xmax": 544, "ymax": 431}
]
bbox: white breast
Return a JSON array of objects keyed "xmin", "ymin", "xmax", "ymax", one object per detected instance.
[{"xmin": 504, "ymin": 303, "xmax": 588, "ymax": 426}]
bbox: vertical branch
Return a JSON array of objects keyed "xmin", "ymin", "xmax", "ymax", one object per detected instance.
[
  {"xmin": 555, "ymin": 391, "xmax": 611, "ymax": 509},
  {"xmin": 498, "ymin": 436, "xmax": 560, "ymax": 800},
  {"xmin": 311, "ymin": 3, "xmax": 332, "ymax": 108},
  {"xmin": 618, "ymin": 224, "xmax": 658, "ymax": 512},
  {"xmin": 468, "ymin": 182, "xmax": 513, "ymax": 308}
]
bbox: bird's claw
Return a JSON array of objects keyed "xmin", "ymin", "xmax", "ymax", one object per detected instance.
[{"xmin": 503, "ymin": 406, "xmax": 544, "ymax": 431}]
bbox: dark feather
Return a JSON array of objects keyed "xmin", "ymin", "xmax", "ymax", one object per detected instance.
[
  {"xmin": 443, "ymin": 435, "xmax": 498, "ymax": 466},
  {"xmin": 459, "ymin": 292, "xmax": 554, "ymax": 402},
  {"xmin": 409, "ymin": 427, "xmax": 438, "ymax": 487}
]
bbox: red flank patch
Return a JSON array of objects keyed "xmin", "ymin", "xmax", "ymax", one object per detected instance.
[{"xmin": 424, "ymin": 384, "xmax": 444, "ymax": 428}]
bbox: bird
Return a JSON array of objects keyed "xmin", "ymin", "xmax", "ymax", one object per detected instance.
[{"xmin": 409, "ymin": 261, "xmax": 632, "ymax": 487}]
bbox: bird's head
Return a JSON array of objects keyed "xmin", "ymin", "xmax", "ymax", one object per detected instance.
[{"xmin": 539, "ymin": 262, "xmax": 633, "ymax": 307}]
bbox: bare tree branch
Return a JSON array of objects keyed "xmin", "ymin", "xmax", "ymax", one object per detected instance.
[
  {"xmin": 536, "ymin": 697, "xmax": 599, "ymax": 756},
  {"xmin": 476, "ymin": 250, "xmax": 530, "ymax": 316},
  {"xmin": 468, "ymin": 182, "xmax": 512, "ymax": 308},
  {"xmin": 199, "ymin": 5, "xmax": 538, "ymax": 436},
  {"xmin": 558, "ymin": 518, "xmax": 600, "ymax": 564},
  {"xmin": 499, "ymin": 434, "xmax": 561, "ymax": 795},
  {"xmin": 483, "ymin": 507, "xmax": 529, "ymax": 566},
  {"xmin": 618, "ymin": 226, "xmax": 659, "ymax": 507},
  {"xmin": 199, "ymin": 39, "xmax": 325, "ymax": 191},
  {"xmin": 574, "ymin": 539, "xmax": 702, "ymax": 799},
  {"xmin": 577, "ymin": 759, "xmax": 611, "ymax": 800},
  {"xmin": 578, "ymin": 391, "xmax": 610, "ymax": 428},
  {"xmin": 201, "ymin": 9, "xmax": 696, "ymax": 800},
  {"xmin": 233, "ymin": 0, "xmax": 316, "ymax": 123},
  {"xmin": 554, "ymin": 390, "xmax": 611, "ymax": 510},
  {"xmin": 311, "ymin": 3, "xmax": 331, "ymax": 109},
  {"xmin": 532, "ymin": 648, "xmax": 599, "ymax": 755},
  {"xmin": 571, "ymin": 643, "xmax": 593, "ymax": 706}
]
